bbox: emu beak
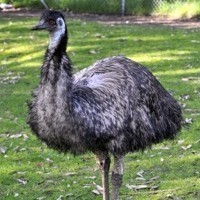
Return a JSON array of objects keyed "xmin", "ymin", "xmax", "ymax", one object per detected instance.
[{"xmin": 31, "ymin": 20, "xmax": 47, "ymax": 30}]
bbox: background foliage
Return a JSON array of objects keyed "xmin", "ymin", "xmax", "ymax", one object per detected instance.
[{"xmin": 1, "ymin": 0, "xmax": 200, "ymax": 18}]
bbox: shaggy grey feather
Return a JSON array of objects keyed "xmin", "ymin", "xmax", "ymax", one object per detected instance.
[
  {"xmin": 29, "ymin": 10, "xmax": 181, "ymax": 155},
  {"xmin": 28, "ymin": 10, "xmax": 182, "ymax": 200}
]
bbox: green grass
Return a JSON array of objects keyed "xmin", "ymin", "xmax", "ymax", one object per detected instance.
[{"xmin": 0, "ymin": 14, "xmax": 200, "ymax": 200}]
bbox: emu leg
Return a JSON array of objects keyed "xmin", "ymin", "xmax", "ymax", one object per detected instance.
[
  {"xmin": 111, "ymin": 155, "xmax": 124, "ymax": 200},
  {"xmin": 95, "ymin": 152, "xmax": 111, "ymax": 200}
]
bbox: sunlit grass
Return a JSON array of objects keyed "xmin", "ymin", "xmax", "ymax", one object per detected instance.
[
  {"xmin": 155, "ymin": 68, "xmax": 200, "ymax": 76},
  {"xmin": 0, "ymin": 15, "xmax": 200, "ymax": 200},
  {"xmin": 154, "ymin": 0, "xmax": 200, "ymax": 19}
]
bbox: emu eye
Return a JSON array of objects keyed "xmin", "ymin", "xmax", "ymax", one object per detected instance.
[{"xmin": 49, "ymin": 19, "xmax": 56, "ymax": 25}]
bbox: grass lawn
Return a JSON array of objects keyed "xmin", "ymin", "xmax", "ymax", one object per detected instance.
[{"xmin": 0, "ymin": 13, "xmax": 200, "ymax": 200}]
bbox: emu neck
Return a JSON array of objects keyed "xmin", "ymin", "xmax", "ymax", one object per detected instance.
[
  {"xmin": 49, "ymin": 28, "xmax": 67, "ymax": 55},
  {"xmin": 42, "ymin": 28, "xmax": 72, "ymax": 85}
]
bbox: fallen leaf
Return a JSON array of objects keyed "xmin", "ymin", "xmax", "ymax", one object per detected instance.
[
  {"xmin": 191, "ymin": 113, "xmax": 200, "ymax": 116},
  {"xmin": 181, "ymin": 145, "xmax": 192, "ymax": 151},
  {"xmin": 46, "ymin": 180, "xmax": 54, "ymax": 184},
  {"xmin": 84, "ymin": 176, "xmax": 96, "ymax": 179},
  {"xmin": 56, "ymin": 195, "xmax": 63, "ymax": 200},
  {"xmin": 191, "ymin": 40, "xmax": 200, "ymax": 43},
  {"xmin": 17, "ymin": 178, "xmax": 27, "ymax": 185},
  {"xmin": 126, "ymin": 184, "xmax": 149, "ymax": 190},
  {"xmin": 20, "ymin": 148, "xmax": 27, "ymax": 151},
  {"xmin": 45, "ymin": 158, "xmax": 53, "ymax": 163},
  {"xmin": 151, "ymin": 185, "xmax": 159, "ymax": 190},
  {"xmin": 0, "ymin": 146, "xmax": 7, "ymax": 154},
  {"xmin": 184, "ymin": 118, "xmax": 193, "ymax": 124},
  {"xmin": 96, "ymin": 184, "xmax": 103, "ymax": 192},
  {"xmin": 178, "ymin": 139, "xmax": 185, "ymax": 145},
  {"xmin": 136, "ymin": 177, "xmax": 146, "ymax": 181},
  {"xmin": 83, "ymin": 185, "xmax": 91, "ymax": 188},
  {"xmin": 181, "ymin": 78, "xmax": 189, "ymax": 82},
  {"xmin": 64, "ymin": 172, "xmax": 77, "ymax": 176},
  {"xmin": 66, "ymin": 193, "xmax": 73, "ymax": 197},
  {"xmin": 93, "ymin": 182, "xmax": 103, "ymax": 194},
  {"xmin": 37, "ymin": 197, "xmax": 45, "ymax": 200},
  {"xmin": 166, "ymin": 194, "xmax": 180, "ymax": 199},
  {"xmin": 195, "ymin": 139, "xmax": 200, "ymax": 144},
  {"xmin": 17, "ymin": 171, "xmax": 26, "ymax": 175},
  {"xmin": 13, "ymin": 146, "xmax": 20, "ymax": 152},
  {"xmin": 154, "ymin": 146, "xmax": 170, "ymax": 150},
  {"xmin": 150, "ymin": 176, "xmax": 159, "ymax": 181},
  {"xmin": 94, "ymin": 33, "xmax": 105, "ymax": 38},
  {"xmin": 89, "ymin": 49, "xmax": 98, "ymax": 54},
  {"xmin": 10, "ymin": 134, "xmax": 22, "ymax": 138},
  {"xmin": 120, "ymin": 37, "xmax": 127, "ymax": 42},
  {"xmin": 0, "ymin": 71, "xmax": 24, "ymax": 85},
  {"xmin": 126, "ymin": 184, "xmax": 133, "ymax": 190},
  {"xmin": 23, "ymin": 134, "xmax": 29, "ymax": 140},
  {"xmin": 0, "ymin": 3, "xmax": 13, "ymax": 10},
  {"xmin": 92, "ymin": 189, "xmax": 101, "ymax": 195},
  {"xmin": 137, "ymin": 170, "xmax": 144, "ymax": 178},
  {"xmin": 14, "ymin": 192, "xmax": 19, "ymax": 197},
  {"xmin": 181, "ymin": 103, "xmax": 187, "ymax": 108},
  {"xmin": 179, "ymin": 94, "xmax": 190, "ymax": 101},
  {"xmin": 70, "ymin": 51, "xmax": 76, "ymax": 56},
  {"xmin": 181, "ymin": 77, "xmax": 200, "ymax": 82}
]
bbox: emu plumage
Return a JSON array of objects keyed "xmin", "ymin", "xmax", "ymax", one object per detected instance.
[{"xmin": 28, "ymin": 10, "xmax": 182, "ymax": 200}]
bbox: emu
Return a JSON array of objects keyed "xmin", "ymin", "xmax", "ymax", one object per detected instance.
[{"xmin": 28, "ymin": 10, "xmax": 182, "ymax": 200}]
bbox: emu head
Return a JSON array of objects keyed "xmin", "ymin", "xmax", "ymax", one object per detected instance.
[
  {"xmin": 32, "ymin": 10, "xmax": 66, "ymax": 32},
  {"xmin": 32, "ymin": 10, "xmax": 67, "ymax": 50}
]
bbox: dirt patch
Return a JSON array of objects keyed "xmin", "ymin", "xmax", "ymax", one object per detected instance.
[
  {"xmin": 1, "ymin": 8, "xmax": 200, "ymax": 29},
  {"xmin": 70, "ymin": 13, "xmax": 200, "ymax": 29}
]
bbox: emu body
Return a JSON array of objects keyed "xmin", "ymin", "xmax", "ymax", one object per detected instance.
[{"xmin": 28, "ymin": 10, "xmax": 182, "ymax": 200}]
